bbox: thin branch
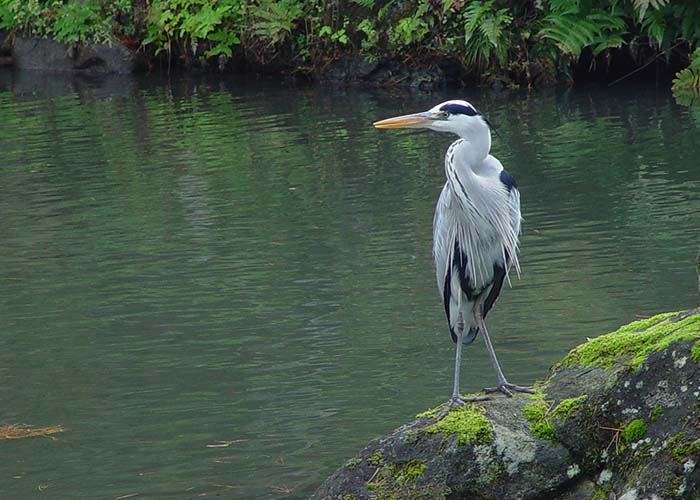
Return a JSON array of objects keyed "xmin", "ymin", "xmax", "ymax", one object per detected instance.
[{"xmin": 608, "ymin": 41, "xmax": 685, "ymax": 87}]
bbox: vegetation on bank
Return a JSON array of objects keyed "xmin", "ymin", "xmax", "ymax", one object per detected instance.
[{"xmin": 2, "ymin": 0, "xmax": 700, "ymax": 87}]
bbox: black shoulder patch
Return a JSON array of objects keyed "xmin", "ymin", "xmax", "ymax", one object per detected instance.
[
  {"xmin": 440, "ymin": 103, "xmax": 479, "ymax": 116},
  {"xmin": 499, "ymin": 169, "xmax": 517, "ymax": 192}
]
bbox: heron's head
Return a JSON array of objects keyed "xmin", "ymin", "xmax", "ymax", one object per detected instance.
[{"xmin": 373, "ymin": 100, "xmax": 491, "ymax": 140}]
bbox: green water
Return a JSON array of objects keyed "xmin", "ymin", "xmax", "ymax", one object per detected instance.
[{"xmin": 0, "ymin": 70, "xmax": 698, "ymax": 499}]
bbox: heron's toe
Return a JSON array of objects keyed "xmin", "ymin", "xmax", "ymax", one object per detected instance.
[{"xmin": 483, "ymin": 382, "xmax": 535, "ymax": 396}]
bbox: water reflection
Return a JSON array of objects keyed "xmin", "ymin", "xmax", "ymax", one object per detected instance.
[{"xmin": 0, "ymin": 71, "xmax": 698, "ymax": 499}]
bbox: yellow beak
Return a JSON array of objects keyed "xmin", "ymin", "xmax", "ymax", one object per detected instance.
[{"xmin": 373, "ymin": 112, "xmax": 435, "ymax": 129}]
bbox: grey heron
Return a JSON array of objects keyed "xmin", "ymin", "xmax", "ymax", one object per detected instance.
[{"xmin": 374, "ymin": 100, "xmax": 533, "ymax": 408}]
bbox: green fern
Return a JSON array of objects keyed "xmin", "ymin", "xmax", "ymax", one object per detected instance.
[
  {"xmin": 463, "ymin": 0, "xmax": 511, "ymax": 68},
  {"xmin": 633, "ymin": 0, "xmax": 669, "ymax": 23},
  {"xmin": 672, "ymin": 48, "xmax": 700, "ymax": 91},
  {"xmin": 250, "ymin": 0, "xmax": 302, "ymax": 46},
  {"xmin": 539, "ymin": 5, "xmax": 627, "ymax": 58},
  {"xmin": 350, "ymin": 0, "xmax": 375, "ymax": 8}
]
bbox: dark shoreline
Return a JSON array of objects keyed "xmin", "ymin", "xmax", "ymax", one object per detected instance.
[{"xmin": 0, "ymin": 31, "xmax": 690, "ymax": 91}]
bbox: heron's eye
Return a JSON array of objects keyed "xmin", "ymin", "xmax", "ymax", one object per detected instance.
[{"xmin": 440, "ymin": 111, "xmax": 449, "ymax": 119}]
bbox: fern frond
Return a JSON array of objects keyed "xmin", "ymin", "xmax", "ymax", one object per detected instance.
[
  {"xmin": 351, "ymin": 0, "xmax": 375, "ymax": 8},
  {"xmin": 540, "ymin": 8, "xmax": 627, "ymax": 57},
  {"xmin": 633, "ymin": 0, "xmax": 669, "ymax": 23},
  {"xmin": 462, "ymin": 0, "xmax": 511, "ymax": 67}
]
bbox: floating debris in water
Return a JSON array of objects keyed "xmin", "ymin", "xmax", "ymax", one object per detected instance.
[{"xmin": 0, "ymin": 424, "xmax": 65, "ymax": 440}]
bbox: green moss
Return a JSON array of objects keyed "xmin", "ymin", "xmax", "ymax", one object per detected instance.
[
  {"xmin": 422, "ymin": 404, "xmax": 493, "ymax": 445},
  {"xmin": 345, "ymin": 457, "xmax": 362, "ymax": 468},
  {"xmin": 416, "ymin": 405, "xmax": 443, "ymax": 419},
  {"xmin": 342, "ymin": 496, "xmax": 358, "ymax": 500},
  {"xmin": 559, "ymin": 311, "xmax": 700, "ymax": 369},
  {"xmin": 523, "ymin": 395, "xmax": 557, "ymax": 440},
  {"xmin": 521, "ymin": 394, "xmax": 587, "ymax": 441},
  {"xmin": 671, "ymin": 437, "xmax": 700, "ymax": 461},
  {"xmin": 367, "ymin": 450, "xmax": 383, "ymax": 466},
  {"xmin": 416, "ymin": 395, "xmax": 486, "ymax": 419},
  {"xmin": 367, "ymin": 459, "xmax": 447, "ymax": 500},
  {"xmin": 394, "ymin": 460, "xmax": 427, "ymax": 484},
  {"xmin": 649, "ymin": 407, "xmax": 663, "ymax": 422},
  {"xmin": 551, "ymin": 395, "xmax": 588, "ymax": 419},
  {"xmin": 691, "ymin": 341, "xmax": 700, "ymax": 363},
  {"xmin": 622, "ymin": 419, "xmax": 647, "ymax": 443},
  {"xmin": 588, "ymin": 485, "xmax": 612, "ymax": 500}
]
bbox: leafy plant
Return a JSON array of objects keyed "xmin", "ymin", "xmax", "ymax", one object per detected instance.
[
  {"xmin": 673, "ymin": 48, "xmax": 700, "ymax": 90},
  {"xmin": 249, "ymin": 0, "xmax": 301, "ymax": 46},
  {"xmin": 319, "ymin": 20, "xmax": 349, "ymax": 46},
  {"xmin": 388, "ymin": 1, "xmax": 431, "ymax": 48},
  {"xmin": 52, "ymin": 1, "xmax": 110, "ymax": 44},
  {"xmin": 539, "ymin": 2, "xmax": 626, "ymax": 58},
  {"xmin": 357, "ymin": 18, "xmax": 378, "ymax": 52},
  {"xmin": 143, "ymin": 0, "xmax": 243, "ymax": 59},
  {"xmin": 633, "ymin": 0, "xmax": 669, "ymax": 22},
  {"xmin": 463, "ymin": 0, "xmax": 513, "ymax": 68}
]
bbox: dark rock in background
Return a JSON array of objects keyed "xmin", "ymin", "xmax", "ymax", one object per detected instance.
[
  {"xmin": 11, "ymin": 37, "xmax": 142, "ymax": 74},
  {"xmin": 320, "ymin": 55, "xmax": 458, "ymax": 90}
]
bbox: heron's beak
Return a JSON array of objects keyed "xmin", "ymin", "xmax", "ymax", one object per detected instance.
[{"xmin": 373, "ymin": 112, "xmax": 436, "ymax": 129}]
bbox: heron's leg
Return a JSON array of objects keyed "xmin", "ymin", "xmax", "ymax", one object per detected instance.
[
  {"xmin": 450, "ymin": 328, "xmax": 464, "ymax": 402},
  {"xmin": 437, "ymin": 320, "xmax": 490, "ymax": 419},
  {"xmin": 475, "ymin": 300, "xmax": 534, "ymax": 397}
]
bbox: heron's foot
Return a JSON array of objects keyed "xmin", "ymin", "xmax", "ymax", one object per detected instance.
[
  {"xmin": 436, "ymin": 394, "xmax": 491, "ymax": 419},
  {"xmin": 483, "ymin": 382, "xmax": 536, "ymax": 397}
]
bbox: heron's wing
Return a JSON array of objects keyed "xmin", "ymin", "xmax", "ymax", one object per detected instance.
[
  {"xmin": 433, "ymin": 182, "xmax": 452, "ymax": 293},
  {"xmin": 433, "ymin": 183, "xmax": 460, "ymax": 342},
  {"xmin": 500, "ymin": 169, "xmax": 521, "ymax": 275},
  {"xmin": 482, "ymin": 263, "xmax": 506, "ymax": 319}
]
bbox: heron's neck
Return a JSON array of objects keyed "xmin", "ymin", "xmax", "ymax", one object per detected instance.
[
  {"xmin": 450, "ymin": 132, "xmax": 491, "ymax": 181},
  {"xmin": 456, "ymin": 129, "xmax": 491, "ymax": 166}
]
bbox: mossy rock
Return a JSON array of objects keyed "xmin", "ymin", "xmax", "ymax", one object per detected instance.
[{"xmin": 312, "ymin": 309, "xmax": 700, "ymax": 500}]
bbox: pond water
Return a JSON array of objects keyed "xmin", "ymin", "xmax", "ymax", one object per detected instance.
[{"xmin": 0, "ymin": 70, "xmax": 698, "ymax": 499}]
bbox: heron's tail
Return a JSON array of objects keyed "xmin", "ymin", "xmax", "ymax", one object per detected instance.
[
  {"xmin": 450, "ymin": 326, "xmax": 479, "ymax": 345},
  {"xmin": 463, "ymin": 326, "xmax": 479, "ymax": 345}
]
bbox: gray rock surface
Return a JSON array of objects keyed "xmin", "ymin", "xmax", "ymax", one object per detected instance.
[
  {"xmin": 320, "ymin": 55, "xmax": 453, "ymax": 90},
  {"xmin": 311, "ymin": 308, "xmax": 700, "ymax": 500},
  {"xmin": 12, "ymin": 36, "xmax": 141, "ymax": 74}
]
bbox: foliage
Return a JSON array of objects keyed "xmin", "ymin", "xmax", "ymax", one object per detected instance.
[
  {"xmin": 462, "ymin": 0, "xmax": 512, "ymax": 68},
  {"xmin": 2, "ymin": 0, "xmax": 700, "ymax": 84},
  {"xmin": 673, "ymin": 48, "xmax": 700, "ymax": 90},
  {"xmin": 143, "ymin": 0, "xmax": 243, "ymax": 58},
  {"xmin": 0, "ymin": 0, "xmax": 132, "ymax": 44},
  {"xmin": 538, "ymin": 1, "xmax": 627, "ymax": 58},
  {"xmin": 52, "ymin": 1, "xmax": 110, "ymax": 44}
]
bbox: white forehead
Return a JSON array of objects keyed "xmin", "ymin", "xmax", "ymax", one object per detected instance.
[{"xmin": 429, "ymin": 99, "xmax": 475, "ymax": 113}]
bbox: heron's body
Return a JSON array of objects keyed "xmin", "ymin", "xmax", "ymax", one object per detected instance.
[
  {"xmin": 374, "ymin": 99, "xmax": 531, "ymax": 408},
  {"xmin": 434, "ymin": 140, "xmax": 520, "ymax": 345}
]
